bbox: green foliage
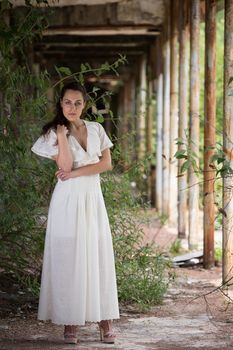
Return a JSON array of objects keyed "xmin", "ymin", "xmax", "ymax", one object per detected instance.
[
  {"xmin": 155, "ymin": 212, "xmax": 169, "ymax": 226},
  {"xmin": 0, "ymin": 2, "xmax": 54, "ymax": 288},
  {"xmin": 0, "ymin": 1, "xmax": 171, "ymax": 309},
  {"xmin": 210, "ymin": 142, "xmax": 233, "ymax": 178},
  {"xmin": 53, "ymin": 54, "xmax": 127, "ymax": 89},
  {"xmin": 169, "ymin": 239, "xmax": 182, "ymax": 256},
  {"xmin": 215, "ymin": 245, "xmax": 222, "ymax": 264},
  {"xmin": 174, "ymin": 136, "xmax": 199, "ymax": 174},
  {"xmin": 102, "ymin": 163, "xmax": 172, "ymax": 309}
]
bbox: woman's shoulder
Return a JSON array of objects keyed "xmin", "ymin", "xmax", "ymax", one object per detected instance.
[
  {"xmin": 84, "ymin": 120, "xmax": 103, "ymax": 132},
  {"xmin": 84, "ymin": 120, "xmax": 104, "ymax": 131}
]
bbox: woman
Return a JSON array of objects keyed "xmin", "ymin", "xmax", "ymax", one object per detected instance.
[{"xmin": 31, "ymin": 81, "xmax": 119, "ymax": 344}]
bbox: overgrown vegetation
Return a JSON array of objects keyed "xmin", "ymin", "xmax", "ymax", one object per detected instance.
[
  {"xmin": 0, "ymin": 1, "xmax": 171, "ymax": 310},
  {"xmin": 0, "ymin": 1, "xmax": 54, "ymax": 288},
  {"xmin": 103, "ymin": 158, "xmax": 172, "ymax": 309}
]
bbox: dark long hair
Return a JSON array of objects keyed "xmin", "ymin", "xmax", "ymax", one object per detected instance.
[{"xmin": 42, "ymin": 81, "xmax": 88, "ymax": 135}]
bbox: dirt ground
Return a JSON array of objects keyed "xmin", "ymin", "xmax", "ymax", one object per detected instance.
[{"xmin": 1, "ymin": 218, "xmax": 233, "ymax": 350}]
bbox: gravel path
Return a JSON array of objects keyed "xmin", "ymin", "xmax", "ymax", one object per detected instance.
[{"xmin": 1, "ymin": 266, "xmax": 233, "ymax": 350}]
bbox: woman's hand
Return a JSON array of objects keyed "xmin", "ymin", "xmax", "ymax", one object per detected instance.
[
  {"xmin": 55, "ymin": 169, "xmax": 75, "ymax": 181},
  {"xmin": 56, "ymin": 124, "xmax": 68, "ymax": 137}
]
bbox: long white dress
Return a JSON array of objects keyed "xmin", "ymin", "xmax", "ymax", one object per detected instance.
[{"xmin": 31, "ymin": 120, "xmax": 119, "ymax": 325}]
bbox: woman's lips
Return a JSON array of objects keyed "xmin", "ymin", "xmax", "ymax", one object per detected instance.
[{"xmin": 68, "ymin": 113, "xmax": 76, "ymax": 116}]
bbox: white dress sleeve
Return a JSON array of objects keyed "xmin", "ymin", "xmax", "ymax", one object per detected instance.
[
  {"xmin": 97, "ymin": 123, "xmax": 113, "ymax": 152},
  {"xmin": 31, "ymin": 129, "xmax": 58, "ymax": 159}
]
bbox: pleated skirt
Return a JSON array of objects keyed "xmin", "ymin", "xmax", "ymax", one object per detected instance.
[{"xmin": 37, "ymin": 174, "xmax": 119, "ymax": 325}]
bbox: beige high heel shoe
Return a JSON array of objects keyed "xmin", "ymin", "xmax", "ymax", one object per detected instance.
[
  {"xmin": 64, "ymin": 325, "xmax": 78, "ymax": 344},
  {"xmin": 98, "ymin": 320, "xmax": 116, "ymax": 344}
]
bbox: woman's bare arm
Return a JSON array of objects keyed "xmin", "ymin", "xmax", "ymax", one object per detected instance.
[
  {"xmin": 52, "ymin": 125, "xmax": 73, "ymax": 172},
  {"xmin": 55, "ymin": 148, "xmax": 112, "ymax": 180}
]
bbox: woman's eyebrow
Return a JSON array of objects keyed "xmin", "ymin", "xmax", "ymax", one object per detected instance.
[{"xmin": 63, "ymin": 98, "xmax": 82, "ymax": 102}]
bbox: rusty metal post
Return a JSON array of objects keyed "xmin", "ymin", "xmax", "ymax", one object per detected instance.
[
  {"xmin": 146, "ymin": 80, "xmax": 153, "ymax": 156},
  {"xmin": 162, "ymin": 1, "xmax": 171, "ymax": 216},
  {"xmin": 134, "ymin": 65, "xmax": 141, "ymax": 162},
  {"xmin": 146, "ymin": 78, "xmax": 154, "ymax": 202},
  {"xmin": 169, "ymin": 0, "xmax": 179, "ymax": 226},
  {"xmin": 178, "ymin": 0, "xmax": 190, "ymax": 239},
  {"xmin": 156, "ymin": 37, "xmax": 163, "ymax": 213},
  {"xmin": 203, "ymin": 0, "xmax": 216, "ymax": 268},
  {"xmin": 130, "ymin": 76, "xmax": 137, "ymax": 162},
  {"xmin": 189, "ymin": 0, "xmax": 200, "ymax": 249},
  {"xmin": 223, "ymin": 0, "xmax": 233, "ymax": 284}
]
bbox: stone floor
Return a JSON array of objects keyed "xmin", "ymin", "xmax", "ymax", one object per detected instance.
[{"xmin": 1, "ymin": 266, "xmax": 233, "ymax": 350}]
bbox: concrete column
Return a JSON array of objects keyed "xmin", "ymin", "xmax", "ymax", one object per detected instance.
[
  {"xmin": 156, "ymin": 39, "xmax": 163, "ymax": 213},
  {"xmin": 189, "ymin": 0, "xmax": 201, "ymax": 249},
  {"xmin": 169, "ymin": 0, "xmax": 179, "ymax": 225},
  {"xmin": 178, "ymin": 0, "xmax": 190, "ymax": 239},
  {"xmin": 162, "ymin": 2, "xmax": 171, "ymax": 216}
]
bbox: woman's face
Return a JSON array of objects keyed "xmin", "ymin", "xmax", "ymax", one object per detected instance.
[{"xmin": 60, "ymin": 89, "xmax": 86, "ymax": 121}]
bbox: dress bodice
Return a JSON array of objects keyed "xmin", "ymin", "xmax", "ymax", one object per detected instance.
[{"xmin": 31, "ymin": 120, "xmax": 113, "ymax": 168}]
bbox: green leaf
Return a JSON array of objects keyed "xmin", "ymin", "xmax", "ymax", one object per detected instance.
[
  {"xmin": 57, "ymin": 66, "xmax": 72, "ymax": 76},
  {"xmin": 217, "ymin": 157, "xmax": 225, "ymax": 164},
  {"xmin": 228, "ymin": 76, "xmax": 233, "ymax": 85},
  {"xmin": 175, "ymin": 137, "xmax": 185, "ymax": 145},
  {"xmin": 54, "ymin": 65, "xmax": 62, "ymax": 78},
  {"xmin": 96, "ymin": 114, "xmax": 104, "ymax": 123},
  {"xmin": 100, "ymin": 63, "xmax": 110, "ymax": 72},
  {"xmin": 81, "ymin": 63, "xmax": 87, "ymax": 72},
  {"xmin": 93, "ymin": 86, "xmax": 100, "ymax": 93},
  {"xmin": 111, "ymin": 66, "xmax": 119, "ymax": 76},
  {"xmin": 210, "ymin": 154, "xmax": 219, "ymax": 162},
  {"xmin": 180, "ymin": 160, "xmax": 190, "ymax": 173},
  {"xmin": 191, "ymin": 159, "xmax": 198, "ymax": 171},
  {"xmin": 78, "ymin": 72, "xmax": 84, "ymax": 85},
  {"xmin": 109, "ymin": 110, "xmax": 114, "ymax": 120},
  {"xmin": 174, "ymin": 150, "xmax": 187, "ymax": 159},
  {"xmin": 85, "ymin": 62, "xmax": 92, "ymax": 70}
]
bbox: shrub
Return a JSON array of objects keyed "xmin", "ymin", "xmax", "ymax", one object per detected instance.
[{"xmin": 102, "ymin": 152, "xmax": 173, "ymax": 309}]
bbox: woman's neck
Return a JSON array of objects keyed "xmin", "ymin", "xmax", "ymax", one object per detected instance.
[{"xmin": 71, "ymin": 119, "xmax": 85, "ymax": 130}]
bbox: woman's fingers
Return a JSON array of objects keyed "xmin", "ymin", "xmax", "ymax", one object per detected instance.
[
  {"xmin": 57, "ymin": 124, "xmax": 68, "ymax": 135},
  {"xmin": 55, "ymin": 169, "xmax": 70, "ymax": 181}
]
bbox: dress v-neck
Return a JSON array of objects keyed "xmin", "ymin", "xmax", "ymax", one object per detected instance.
[{"xmin": 70, "ymin": 120, "xmax": 88, "ymax": 153}]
